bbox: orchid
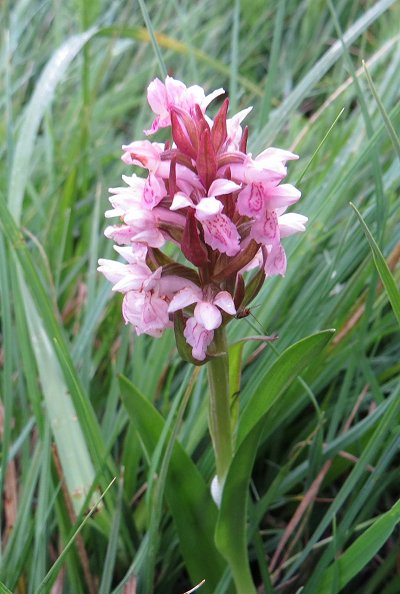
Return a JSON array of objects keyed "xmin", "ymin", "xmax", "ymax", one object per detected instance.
[
  {"xmin": 99, "ymin": 75, "xmax": 306, "ymax": 362},
  {"xmin": 98, "ymin": 75, "xmax": 307, "ymax": 594}
]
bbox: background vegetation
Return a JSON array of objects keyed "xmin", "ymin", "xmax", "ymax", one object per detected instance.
[{"xmin": 1, "ymin": 0, "xmax": 400, "ymax": 592}]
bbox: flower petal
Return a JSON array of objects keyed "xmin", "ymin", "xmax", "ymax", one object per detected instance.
[
  {"xmin": 168, "ymin": 286, "xmax": 202, "ymax": 313},
  {"xmin": 213, "ymin": 291, "xmax": 236, "ymax": 315},
  {"xmin": 194, "ymin": 301, "xmax": 222, "ymax": 331}
]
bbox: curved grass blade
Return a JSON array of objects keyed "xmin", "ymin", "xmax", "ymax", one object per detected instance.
[
  {"xmin": 351, "ymin": 203, "xmax": 400, "ymax": 327},
  {"xmin": 363, "ymin": 60, "xmax": 400, "ymax": 162},
  {"xmin": 8, "ymin": 28, "xmax": 97, "ymax": 224},
  {"xmin": 317, "ymin": 498, "xmax": 400, "ymax": 593},
  {"xmin": 33, "ymin": 478, "xmax": 116, "ymax": 594},
  {"xmin": 256, "ymin": 0, "xmax": 397, "ymax": 146}
]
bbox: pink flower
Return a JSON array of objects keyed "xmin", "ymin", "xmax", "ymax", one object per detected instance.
[
  {"xmin": 145, "ymin": 76, "xmax": 224, "ymax": 135},
  {"xmin": 123, "ymin": 290, "xmax": 171, "ymax": 337},
  {"xmin": 183, "ymin": 318, "xmax": 214, "ymax": 361},
  {"xmin": 171, "ymin": 179, "xmax": 242, "ymax": 256},
  {"xmin": 168, "ymin": 286, "xmax": 236, "ymax": 331},
  {"xmin": 99, "ymin": 76, "xmax": 307, "ymax": 361}
]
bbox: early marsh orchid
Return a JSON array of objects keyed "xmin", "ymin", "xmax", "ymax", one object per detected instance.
[{"xmin": 98, "ymin": 76, "xmax": 306, "ymax": 362}]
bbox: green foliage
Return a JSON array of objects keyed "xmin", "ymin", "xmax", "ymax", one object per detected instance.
[{"xmin": 1, "ymin": 0, "xmax": 399, "ymax": 593}]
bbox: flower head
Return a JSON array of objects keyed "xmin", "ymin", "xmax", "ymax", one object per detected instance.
[{"xmin": 98, "ymin": 76, "xmax": 307, "ymax": 362}]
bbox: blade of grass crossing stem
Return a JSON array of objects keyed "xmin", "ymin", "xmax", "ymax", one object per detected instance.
[
  {"xmin": 363, "ymin": 60, "xmax": 400, "ymax": 162},
  {"xmin": 255, "ymin": 0, "xmax": 396, "ymax": 147},
  {"xmin": 0, "ymin": 582, "xmax": 13, "ymax": 594},
  {"xmin": 33, "ymin": 478, "xmax": 116, "ymax": 594},
  {"xmin": 229, "ymin": 0, "xmax": 240, "ymax": 113},
  {"xmin": 258, "ymin": 0, "xmax": 286, "ymax": 127},
  {"xmin": 316, "ymin": 498, "xmax": 400, "ymax": 593},
  {"xmin": 284, "ymin": 381, "xmax": 400, "ymax": 581},
  {"xmin": 137, "ymin": 0, "xmax": 167, "ymax": 78},
  {"xmin": 119, "ymin": 375, "xmax": 226, "ymax": 594},
  {"xmin": 351, "ymin": 203, "xmax": 400, "ymax": 327},
  {"xmin": 215, "ymin": 331, "xmax": 334, "ymax": 594}
]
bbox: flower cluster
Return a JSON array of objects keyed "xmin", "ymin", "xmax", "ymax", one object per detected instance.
[{"xmin": 98, "ymin": 76, "xmax": 307, "ymax": 362}]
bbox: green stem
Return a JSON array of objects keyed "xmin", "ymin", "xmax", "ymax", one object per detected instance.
[{"xmin": 207, "ymin": 326, "xmax": 233, "ymax": 484}]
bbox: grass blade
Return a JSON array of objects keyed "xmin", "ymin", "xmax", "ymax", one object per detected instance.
[{"xmin": 351, "ymin": 203, "xmax": 400, "ymax": 327}]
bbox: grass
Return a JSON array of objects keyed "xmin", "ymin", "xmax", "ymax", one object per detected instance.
[{"xmin": 1, "ymin": 0, "xmax": 400, "ymax": 593}]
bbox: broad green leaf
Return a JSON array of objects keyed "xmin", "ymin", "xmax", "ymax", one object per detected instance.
[
  {"xmin": 317, "ymin": 498, "xmax": 400, "ymax": 593},
  {"xmin": 119, "ymin": 375, "xmax": 226, "ymax": 593},
  {"xmin": 215, "ymin": 331, "xmax": 334, "ymax": 593},
  {"xmin": 351, "ymin": 203, "xmax": 400, "ymax": 327}
]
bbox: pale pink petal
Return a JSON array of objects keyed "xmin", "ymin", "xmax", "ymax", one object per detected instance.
[
  {"xmin": 184, "ymin": 318, "xmax": 214, "ymax": 361},
  {"xmin": 170, "ymin": 192, "xmax": 194, "ymax": 211},
  {"xmin": 131, "ymin": 228, "xmax": 165, "ymax": 248},
  {"xmin": 104, "ymin": 225, "xmax": 134, "ymax": 245},
  {"xmin": 200, "ymin": 87, "xmax": 225, "ymax": 110},
  {"xmin": 278, "ymin": 213, "xmax": 308, "ymax": 237},
  {"xmin": 142, "ymin": 174, "xmax": 166, "ymax": 209},
  {"xmin": 112, "ymin": 262, "xmax": 153, "ymax": 293},
  {"xmin": 225, "ymin": 106, "xmax": 253, "ymax": 150},
  {"xmin": 164, "ymin": 76, "xmax": 187, "ymax": 104},
  {"xmin": 213, "ymin": 291, "xmax": 236, "ymax": 315},
  {"xmin": 168, "ymin": 286, "xmax": 202, "ymax": 313},
  {"xmin": 264, "ymin": 243, "xmax": 287, "ymax": 276},
  {"xmin": 237, "ymin": 183, "xmax": 265, "ymax": 217},
  {"xmin": 146, "ymin": 78, "xmax": 168, "ymax": 116},
  {"xmin": 97, "ymin": 259, "xmax": 127, "ymax": 284},
  {"xmin": 113, "ymin": 244, "xmax": 147, "ymax": 264},
  {"xmin": 159, "ymin": 276, "xmax": 199, "ymax": 297},
  {"xmin": 194, "ymin": 301, "xmax": 222, "ymax": 331},
  {"xmin": 264, "ymin": 184, "xmax": 301, "ymax": 209},
  {"xmin": 208, "ymin": 179, "xmax": 241, "ymax": 197},
  {"xmin": 256, "ymin": 147, "xmax": 299, "ymax": 163},
  {"xmin": 251, "ymin": 210, "xmax": 280, "ymax": 245},
  {"xmin": 121, "ymin": 141, "xmax": 164, "ymax": 172},
  {"xmin": 195, "ymin": 197, "xmax": 223, "ymax": 220},
  {"xmin": 201, "ymin": 214, "xmax": 240, "ymax": 256}
]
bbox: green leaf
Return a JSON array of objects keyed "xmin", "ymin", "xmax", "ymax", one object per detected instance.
[
  {"xmin": 317, "ymin": 498, "xmax": 400, "ymax": 593},
  {"xmin": 0, "ymin": 581, "xmax": 13, "ymax": 594},
  {"xmin": 8, "ymin": 28, "xmax": 97, "ymax": 224},
  {"xmin": 119, "ymin": 375, "xmax": 226, "ymax": 593},
  {"xmin": 33, "ymin": 478, "xmax": 116, "ymax": 594},
  {"xmin": 238, "ymin": 330, "xmax": 335, "ymax": 445},
  {"xmin": 215, "ymin": 331, "xmax": 334, "ymax": 592},
  {"xmin": 351, "ymin": 203, "xmax": 400, "ymax": 327},
  {"xmin": 363, "ymin": 61, "xmax": 400, "ymax": 162}
]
